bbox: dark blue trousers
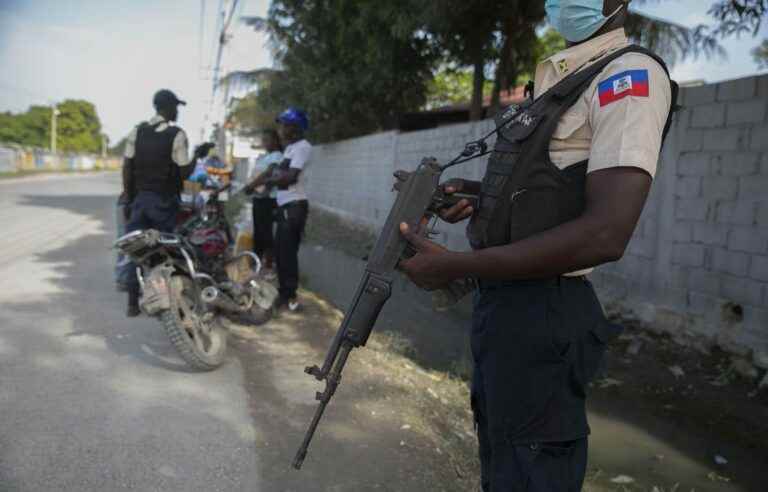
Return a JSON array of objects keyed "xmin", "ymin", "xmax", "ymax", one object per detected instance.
[
  {"xmin": 125, "ymin": 191, "xmax": 179, "ymax": 290},
  {"xmin": 471, "ymin": 277, "xmax": 621, "ymax": 491}
]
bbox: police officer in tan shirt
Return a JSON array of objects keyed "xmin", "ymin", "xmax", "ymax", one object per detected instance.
[{"xmin": 398, "ymin": 1, "xmax": 677, "ymax": 490}]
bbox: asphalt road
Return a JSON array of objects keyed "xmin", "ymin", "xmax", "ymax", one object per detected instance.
[
  {"xmin": 2, "ymin": 173, "xmax": 762, "ymax": 492},
  {"xmin": 0, "ymin": 173, "xmax": 258, "ymax": 491}
]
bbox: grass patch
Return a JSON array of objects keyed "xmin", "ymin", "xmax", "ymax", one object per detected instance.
[{"xmin": 304, "ymin": 206, "xmax": 378, "ymax": 259}]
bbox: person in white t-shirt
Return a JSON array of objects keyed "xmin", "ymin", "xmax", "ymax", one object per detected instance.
[
  {"xmin": 272, "ymin": 108, "xmax": 312, "ymax": 311},
  {"xmin": 244, "ymin": 129, "xmax": 284, "ymax": 275}
]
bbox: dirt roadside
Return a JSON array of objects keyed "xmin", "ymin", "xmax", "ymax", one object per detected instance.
[
  {"xmin": 230, "ymin": 289, "xmax": 766, "ymax": 492},
  {"xmin": 230, "ymin": 292, "xmax": 479, "ymax": 492}
]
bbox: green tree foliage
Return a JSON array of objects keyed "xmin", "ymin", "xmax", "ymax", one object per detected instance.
[
  {"xmin": 225, "ymin": 69, "xmax": 282, "ymax": 137},
  {"xmin": 488, "ymin": 2, "xmax": 547, "ymax": 113},
  {"xmin": 418, "ymin": 0, "xmax": 503, "ymax": 120},
  {"xmin": 0, "ymin": 106, "xmax": 51, "ymax": 148},
  {"xmin": 253, "ymin": 0, "xmax": 438, "ymax": 143},
  {"xmin": 630, "ymin": 0, "xmax": 767, "ymax": 65},
  {"xmin": 703, "ymin": 0, "xmax": 767, "ymax": 69},
  {"xmin": 0, "ymin": 99, "xmax": 103, "ymax": 153},
  {"xmin": 524, "ymin": 28, "xmax": 567, "ymax": 79},
  {"xmin": 229, "ymin": 92, "xmax": 279, "ymax": 137},
  {"xmin": 425, "ymin": 29, "xmax": 564, "ymax": 111},
  {"xmin": 232, "ymin": 0, "xmax": 767, "ymax": 143},
  {"xmin": 707, "ymin": 0, "xmax": 767, "ymax": 37},
  {"xmin": 56, "ymin": 100, "xmax": 102, "ymax": 153},
  {"xmin": 425, "ymin": 69, "xmax": 493, "ymax": 109}
]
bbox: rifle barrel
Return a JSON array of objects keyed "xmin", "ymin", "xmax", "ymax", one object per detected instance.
[{"xmin": 293, "ymin": 342, "xmax": 353, "ymax": 469}]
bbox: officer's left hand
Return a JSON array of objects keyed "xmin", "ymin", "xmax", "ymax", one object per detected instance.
[{"xmin": 398, "ymin": 222, "xmax": 456, "ymax": 291}]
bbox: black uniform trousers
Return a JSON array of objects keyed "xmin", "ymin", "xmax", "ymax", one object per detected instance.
[
  {"xmin": 274, "ymin": 200, "xmax": 308, "ymax": 300},
  {"xmin": 252, "ymin": 197, "xmax": 277, "ymax": 259},
  {"xmin": 471, "ymin": 276, "xmax": 621, "ymax": 492},
  {"xmin": 125, "ymin": 191, "xmax": 179, "ymax": 291}
]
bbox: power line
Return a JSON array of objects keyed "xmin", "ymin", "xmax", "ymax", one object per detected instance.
[
  {"xmin": 202, "ymin": 0, "xmax": 242, "ymax": 137},
  {"xmin": 212, "ymin": 0, "xmax": 241, "ymax": 100},
  {"xmin": 198, "ymin": 0, "xmax": 206, "ymax": 75}
]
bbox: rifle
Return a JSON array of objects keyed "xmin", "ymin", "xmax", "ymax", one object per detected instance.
[{"xmin": 292, "ymin": 156, "xmax": 480, "ymax": 469}]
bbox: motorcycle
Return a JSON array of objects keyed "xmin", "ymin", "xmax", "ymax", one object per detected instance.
[{"xmin": 115, "ymin": 184, "xmax": 278, "ymax": 371}]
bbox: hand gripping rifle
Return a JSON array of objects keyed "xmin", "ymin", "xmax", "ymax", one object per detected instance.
[{"xmin": 292, "ymin": 117, "xmax": 518, "ymax": 469}]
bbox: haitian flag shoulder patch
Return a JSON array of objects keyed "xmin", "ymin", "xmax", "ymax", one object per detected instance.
[{"xmin": 598, "ymin": 69, "xmax": 649, "ymax": 107}]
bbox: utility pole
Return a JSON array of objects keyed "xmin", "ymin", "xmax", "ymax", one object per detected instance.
[
  {"xmin": 207, "ymin": 0, "xmax": 240, "ymax": 158},
  {"xmin": 50, "ymin": 105, "xmax": 60, "ymax": 154}
]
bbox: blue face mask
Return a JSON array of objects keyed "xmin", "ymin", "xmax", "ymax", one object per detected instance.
[{"xmin": 546, "ymin": 0, "xmax": 625, "ymax": 44}]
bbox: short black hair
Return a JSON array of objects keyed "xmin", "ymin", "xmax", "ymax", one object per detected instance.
[{"xmin": 262, "ymin": 128, "xmax": 283, "ymax": 151}]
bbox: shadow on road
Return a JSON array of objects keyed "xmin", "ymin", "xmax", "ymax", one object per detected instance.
[
  {"xmin": 0, "ymin": 189, "xmax": 261, "ymax": 490},
  {"xmin": 15, "ymin": 193, "xmax": 198, "ymax": 373}
]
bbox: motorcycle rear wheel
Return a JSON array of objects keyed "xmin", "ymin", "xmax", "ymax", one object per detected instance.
[{"xmin": 162, "ymin": 276, "xmax": 228, "ymax": 371}]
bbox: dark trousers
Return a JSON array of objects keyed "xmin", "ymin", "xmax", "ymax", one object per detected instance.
[
  {"xmin": 252, "ymin": 197, "xmax": 276, "ymax": 262},
  {"xmin": 274, "ymin": 200, "xmax": 308, "ymax": 300},
  {"xmin": 115, "ymin": 200, "xmax": 131, "ymax": 287},
  {"xmin": 471, "ymin": 277, "xmax": 621, "ymax": 491},
  {"xmin": 125, "ymin": 191, "xmax": 179, "ymax": 294}
]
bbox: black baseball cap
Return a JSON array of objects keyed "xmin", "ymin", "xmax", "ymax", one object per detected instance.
[{"xmin": 153, "ymin": 89, "xmax": 186, "ymax": 108}]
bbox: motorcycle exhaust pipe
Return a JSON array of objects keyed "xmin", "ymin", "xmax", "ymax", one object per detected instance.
[{"xmin": 201, "ymin": 286, "xmax": 247, "ymax": 314}]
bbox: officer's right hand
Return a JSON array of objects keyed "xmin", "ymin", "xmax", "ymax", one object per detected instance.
[
  {"xmin": 439, "ymin": 179, "xmax": 474, "ymax": 224},
  {"xmin": 194, "ymin": 143, "xmax": 213, "ymax": 159}
]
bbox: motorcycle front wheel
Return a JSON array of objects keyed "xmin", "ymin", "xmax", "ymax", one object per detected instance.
[{"xmin": 162, "ymin": 275, "xmax": 228, "ymax": 371}]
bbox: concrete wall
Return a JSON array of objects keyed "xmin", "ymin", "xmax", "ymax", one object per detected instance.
[
  {"xmin": 0, "ymin": 145, "xmax": 121, "ymax": 173},
  {"xmin": 301, "ymin": 74, "xmax": 768, "ymax": 367}
]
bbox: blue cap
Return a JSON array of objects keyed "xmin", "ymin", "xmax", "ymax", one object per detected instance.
[{"xmin": 276, "ymin": 107, "xmax": 309, "ymax": 131}]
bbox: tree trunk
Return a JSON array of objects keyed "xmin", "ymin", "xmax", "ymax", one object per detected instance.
[
  {"xmin": 470, "ymin": 58, "xmax": 485, "ymax": 121},
  {"xmin": 490, "ymin": 31, "xmax": 513, "ymax": 115}
]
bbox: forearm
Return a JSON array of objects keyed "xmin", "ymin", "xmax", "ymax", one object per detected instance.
[
  {"xmin": 268, "ymin": 169, "xmax": 300, "ymax": 188},
  {"xmin": 444, "ymin": 214, "xmax": 625, "ymax": 281},
  {"xmin": 443, "ymin": 169, "xmax": 649, "ymax": 280},
  {"xmin": 249, "ymin": 171, "xmax": 271, "ymax": 188},
  {"xmin": 178, "ymin": 163, "xmax": 195, "ymax": 181}
]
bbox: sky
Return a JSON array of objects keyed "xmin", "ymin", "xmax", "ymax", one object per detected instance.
[
  {"xmin": 0, "ymin": 0, "xmax": 270, "ymax": 146},
  {"xmin": 1, "ymin": 0, "xmax": 766, "ymax": 146}
]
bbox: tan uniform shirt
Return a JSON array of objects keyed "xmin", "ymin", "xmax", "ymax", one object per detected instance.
[
  {"xmin": 123, "ymin": 115, "xmax": 189, "ymax": 166},
  {"xmin": 533, "ymin": 29, "xmax": 672, "ymax": 275}
]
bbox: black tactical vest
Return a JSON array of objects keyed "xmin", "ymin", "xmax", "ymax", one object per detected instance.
[
  {"xmin": 467, "ymin": 46, "xmax": 678, "ymax": 250},
  {"xmin": 133, "ymin": 121, "xmax": 182, "ymax": 197}
]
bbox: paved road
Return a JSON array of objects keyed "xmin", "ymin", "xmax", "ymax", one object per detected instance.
[{"xmin": 0, "ymin": 173, "xmax": 259, "ymax": 491}]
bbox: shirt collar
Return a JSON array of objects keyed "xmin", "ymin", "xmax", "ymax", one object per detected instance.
[{"xmin": 544, "ymin": 28, "xmax": 629, "ymax": 79}]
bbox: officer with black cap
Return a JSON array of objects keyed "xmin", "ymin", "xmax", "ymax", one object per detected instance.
[
  {"xmin": 397, "ymin": 0, "xmax": 677, "ymax": 490},
  {"xmin": 122, "ymin": 89, "xmax": 211, "ymax": 317}
]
